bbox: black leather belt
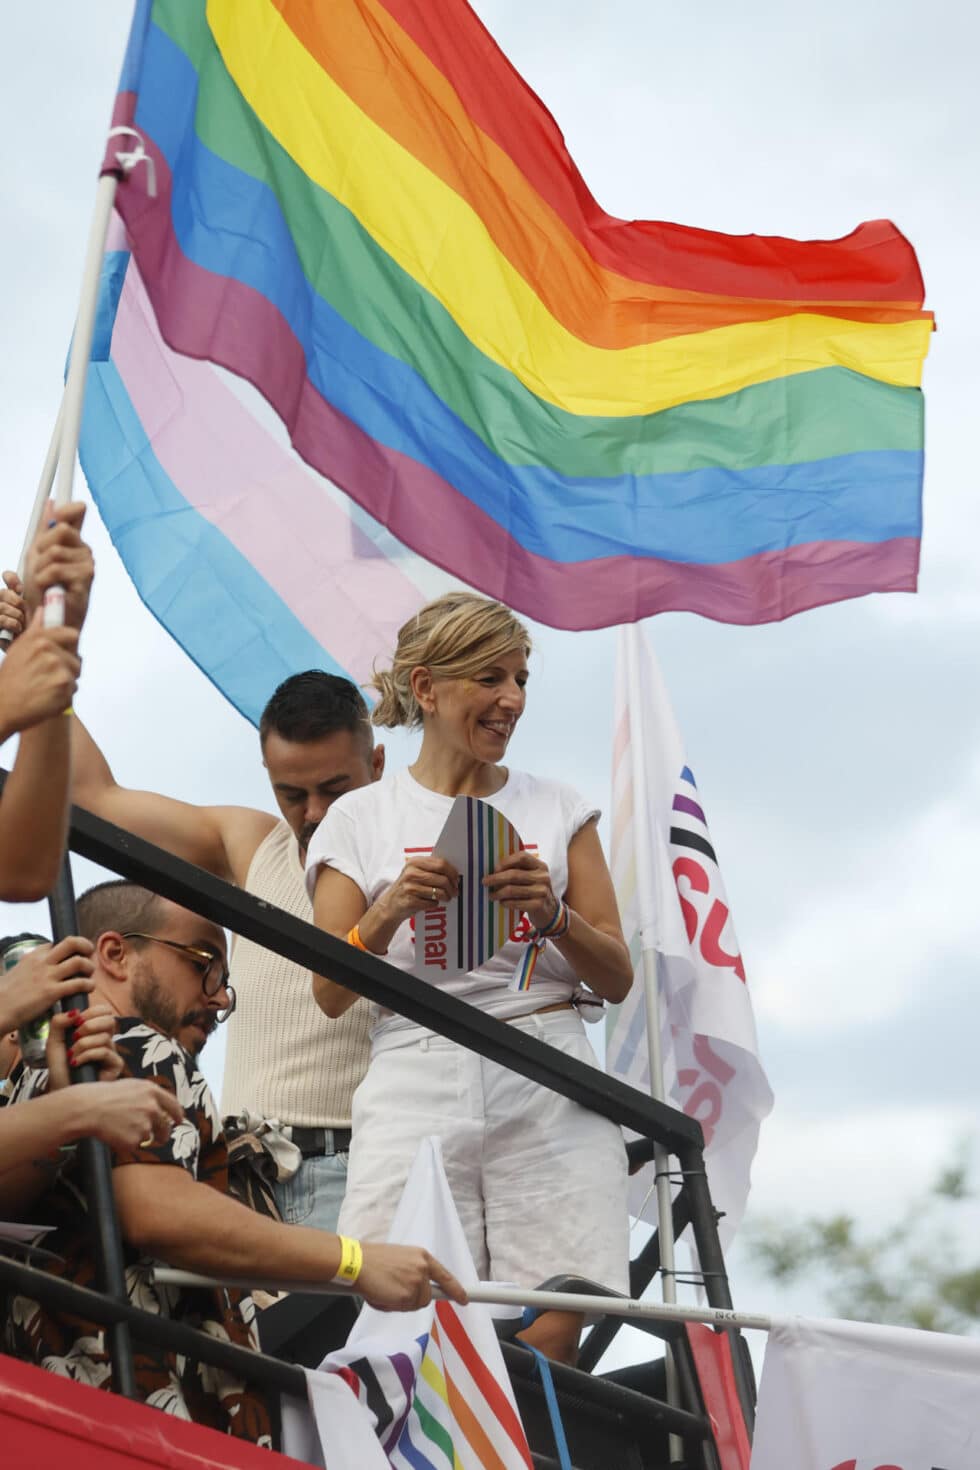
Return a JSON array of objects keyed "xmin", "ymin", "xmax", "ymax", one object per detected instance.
[{"xmin": 289, "ymin": 1126, "xmax": 352, "ymax": 1158}]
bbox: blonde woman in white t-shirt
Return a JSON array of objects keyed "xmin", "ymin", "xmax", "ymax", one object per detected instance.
[{"xmin": 306, "ymin": 592, "xmax": 633, "ymax": 1364}]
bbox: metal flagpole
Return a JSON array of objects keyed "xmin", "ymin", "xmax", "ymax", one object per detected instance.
[
  {"xmin": 623, "ymin": 622, "xmax": 684, "ymax": 1462},
  {"xmin": 153, "ymin": 1267, "xmax": 773, "ymax": 1334}
]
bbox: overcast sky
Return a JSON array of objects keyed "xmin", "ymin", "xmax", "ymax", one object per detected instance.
[{"xmin": 2, "ymin": 0, "xmax": 978, "ymax": 1355}]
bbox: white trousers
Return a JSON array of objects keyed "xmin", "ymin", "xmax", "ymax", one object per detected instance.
[{"xmin": 338, "ymin": 1008, "xmax": 630, "ymax": 1294}]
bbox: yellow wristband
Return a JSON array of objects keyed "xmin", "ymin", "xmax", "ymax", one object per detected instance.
[{"xmin": 333, "ymin": 1234, "xmax": 363, "ymax": 1286}]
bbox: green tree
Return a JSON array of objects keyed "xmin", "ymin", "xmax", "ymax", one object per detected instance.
[{"xmin": 746, "ymin": 1145, "xmax": 980, "ymax": 1333}]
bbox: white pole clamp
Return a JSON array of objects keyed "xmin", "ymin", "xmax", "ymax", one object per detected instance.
[{"xmin": 105, "ymin": 125, "xmax": 157, "ymax": 197}]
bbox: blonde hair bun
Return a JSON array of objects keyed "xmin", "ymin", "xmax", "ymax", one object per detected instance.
[{"xmin": 370, "ymin": 592, "xmax": 531, "ymax": 729}]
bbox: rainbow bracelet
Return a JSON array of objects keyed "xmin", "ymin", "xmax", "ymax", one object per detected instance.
[
  {"xmin": 510, "ymin": 902, "xmax": 571, "ymax": 992},
  {"xmin": 535, "ymin": 900, "xmax": 570, "ymax": 940}
]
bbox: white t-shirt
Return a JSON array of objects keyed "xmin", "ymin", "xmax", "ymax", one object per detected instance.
[{"xmin": 305, "ymin": 768, "xmax": 600, "ymax": 1042}]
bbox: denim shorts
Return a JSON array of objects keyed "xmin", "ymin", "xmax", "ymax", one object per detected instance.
[{"xmin": 274, "ymin": 1150, "xmax": 350, "ymax": 1234}]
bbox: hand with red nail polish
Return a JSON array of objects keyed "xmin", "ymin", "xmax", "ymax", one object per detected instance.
[
  {"xmin": 0, "ymin": 937, "xmax": 96, "ymax": 1042},
  {"xmin": 46, "ymin": 1004, "xmax": 122, "ymax": 1089}
]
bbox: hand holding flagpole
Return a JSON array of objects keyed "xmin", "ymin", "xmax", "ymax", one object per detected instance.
[{"xmin": 0, "ymin": 405, "xmax": 64, "ymax": 652}]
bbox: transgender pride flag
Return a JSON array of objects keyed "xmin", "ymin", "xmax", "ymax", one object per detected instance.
[
  {"xmin": 304, "ymin": 1138, "xmax": 532, "ymax": 1470},
  {"xmin": 78, "ymin": 218, "xmax": 454, "ymax": 724}
]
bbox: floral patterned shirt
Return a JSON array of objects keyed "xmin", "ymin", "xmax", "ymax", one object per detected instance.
[{"xmin": 1, "ymin": 1018, "xmax": 274, "ymax": 1447}]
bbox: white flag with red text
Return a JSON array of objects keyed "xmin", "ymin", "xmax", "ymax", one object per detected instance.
[
  {"xmin": 751, "ymin": 1315, "xmax": 980, "ymax": 1470},
  {"xmin": 605, "ymin": 624, "xmax": 772, "ymax": 1247}
]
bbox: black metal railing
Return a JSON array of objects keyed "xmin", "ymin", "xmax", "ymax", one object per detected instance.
[{"xmin": 0, "ymin": 773, "xmax": 752, "ymax": 1458}]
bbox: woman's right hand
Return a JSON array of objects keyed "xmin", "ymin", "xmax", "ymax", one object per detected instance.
[
  {"xmin": 73, "ymin": 1077, "xmax": 184, "ymax": 1153},
  {"xmin": 0, "ymin": 936, "xmax": 95, "ymax": 1036},
  {"xmin": 375, "ymin": 856, "xmax": 459, "ymax": 930}
]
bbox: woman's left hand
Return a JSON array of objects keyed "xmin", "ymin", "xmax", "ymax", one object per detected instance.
[
  {"xmin": 484, "ymin": 850, "xmax": 558, "ymax": 931},
  {"xmin": 46, "ymin": 1004, "xmax": 124, "ymax": 1089}
]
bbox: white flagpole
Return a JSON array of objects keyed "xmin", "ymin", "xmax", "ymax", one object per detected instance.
[
  {"xmin": 50, "ymin": 172, "xmax": 119, "ymax": 522},
  {"xmin": 0, "ymin": 401, "xmax": 64, "ymax": 650},
  {"xmin": 622, "ymin": 622, "xmax": 683, "ymax": 1458},
  {"xmin": 42, "ymin": 124, "xmax": 154, "ymax": 622},
  {"xmin": 152, "ymin": 1268, "xmax": 772, "ymax": 1333}
]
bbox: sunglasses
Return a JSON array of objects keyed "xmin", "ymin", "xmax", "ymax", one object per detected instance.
[{"xmin": 120, "ymin": 933, "xmax": 233, "ymax": 1007}]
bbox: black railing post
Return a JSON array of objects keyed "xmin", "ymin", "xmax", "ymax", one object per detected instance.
[
  {"xmin": 0, "ymin": 768, "xmax": 754, "ymax": 1437},
  {"xmin": 677, "ymin": 1140, "xmax": 756, "ymax": 1433},
  {"xmin": 47, "ymin": 855, "xmax": 137, "ymax": 1399}
]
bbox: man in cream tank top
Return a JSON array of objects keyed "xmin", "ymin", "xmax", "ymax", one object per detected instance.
[{"xmin": 67, "ymin": 672, "xmax": 384, "ymax": 1231}]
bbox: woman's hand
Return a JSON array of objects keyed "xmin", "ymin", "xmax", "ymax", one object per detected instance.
[
  {"xmin": 484, "ymin": 849, "xmax": 557, "ymax": 930},
  {"xmin": 75, "ymin": 1077, "xmax": 184, "ymax": 1153},
  {"xmin": 46, "ymin": 1003, "xmax": 124, "ymax": 1088},
  {"xmin": 375, "ymin": 855, "xmax": 459, "ymax": 930},
  {"xmin": 0, "ymin": 936, "xmax": 95, "ymax": 1037},
  {"xmin": 0, "ymin": 570, "xmax": 26, "ymax": 640}
]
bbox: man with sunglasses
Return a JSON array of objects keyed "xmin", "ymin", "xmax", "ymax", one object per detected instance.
[{"xmin": 3, "ymin": 879, "xmax": 464, "ymax": 1446}]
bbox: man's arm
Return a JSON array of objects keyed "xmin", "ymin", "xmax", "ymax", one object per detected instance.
[
  {"xmin": 3, "ymin": 530, "xmax": 272, "ymax": 888},
  {"xmin": 113, "ymin": 1164, "xmax": 467, "ymax": 1312},
  {"xmin": 71, "ymin": 711, "xmax": 276, "ymax": 884},
  {"xmin": 0, "ymin": 1080, "xmax": 183, "ymax": 1217},
  {"xmin": 0, "ymin": 707, "xmax": 72, "ymax": 902},
  {"xmin": 0, "ymin": 503, "xmax": 90, "ymax": 897}
]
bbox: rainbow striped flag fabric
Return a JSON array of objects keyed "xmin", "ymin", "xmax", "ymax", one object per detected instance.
[
  {"xmin": 312, "ymin": 1138, "xmax": 533, "ymax": 1470},
  {"xmin": 98, "ymin": 0, "xmax": 933, "ymax": 639}
]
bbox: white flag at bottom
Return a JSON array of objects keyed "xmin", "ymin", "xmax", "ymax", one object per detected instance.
[{"xmin": 751, "ymin": 1315, "xmax": 980, "ymax": 1470}]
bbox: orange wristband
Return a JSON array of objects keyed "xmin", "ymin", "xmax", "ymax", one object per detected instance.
[{"xmin": 347, "ymin": 923, "xmax": 387, "ymax": 956}]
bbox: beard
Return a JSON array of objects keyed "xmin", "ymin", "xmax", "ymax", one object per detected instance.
[
  {"xmin": 131, "ymin": 972, "xmax": 217, "ymax": 1056},
  {"xmin": 298, "ymin": 821, "xmax": 319, "ymax": 856}
]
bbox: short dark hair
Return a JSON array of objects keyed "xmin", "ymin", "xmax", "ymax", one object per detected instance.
[
  {"xmin": 258, "ymin": 671, "xmax": 371, "ymax": 749},
  {"xmin": 76, "ymin": 881, "xmax": 165, "ymax": 943}
]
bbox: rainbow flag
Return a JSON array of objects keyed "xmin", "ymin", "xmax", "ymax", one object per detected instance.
[{"xmin": 102, "ymin": 0, "xmax": 932, "ymax": 634}]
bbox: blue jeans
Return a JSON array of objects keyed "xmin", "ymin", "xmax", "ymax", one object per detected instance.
[{"xmin": 274, "ymin": 1152, "xmax": 349, "ymax": 1233}]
